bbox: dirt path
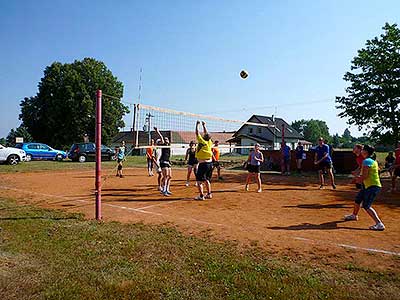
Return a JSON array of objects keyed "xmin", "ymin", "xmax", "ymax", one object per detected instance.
[{"xmin": 1, "ymin": 167, "xmax": 399, "ymax": 272}]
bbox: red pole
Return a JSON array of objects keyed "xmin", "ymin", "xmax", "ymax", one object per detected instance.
[{"xmin": 95, "ymin": 90, "xmax": 102, "ymax": 220}]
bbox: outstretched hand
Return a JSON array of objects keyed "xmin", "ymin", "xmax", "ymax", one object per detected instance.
[
  {"xmin": 201, "ymin": 121, "xmax": 206, "ymax": 126},
  {"xmin": 153, "ymin": 127, "xmax": 158, "ymax": 131}
]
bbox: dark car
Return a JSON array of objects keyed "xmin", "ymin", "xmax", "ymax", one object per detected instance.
[
  {"xmin": 68, "ymin": 143, "xmax": 115, "ymax": 162},
  {"xmin": 15, "ymin": 142, "xmax": 67, "ymax": 161}
]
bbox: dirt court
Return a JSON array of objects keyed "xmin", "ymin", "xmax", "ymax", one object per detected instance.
[{"xmin": 1, "ymin": 167, "xmax": 399, "ymax": 272}]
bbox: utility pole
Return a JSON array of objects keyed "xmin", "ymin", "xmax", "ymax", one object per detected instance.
[{"xmin": 144, "ymin": 112, "xmax": 154, "ymax": 145}]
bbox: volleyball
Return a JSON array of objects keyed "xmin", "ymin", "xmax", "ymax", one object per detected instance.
[{"xmin": 240, "ymin": 70, "xmax": 249, "ymax": 79}]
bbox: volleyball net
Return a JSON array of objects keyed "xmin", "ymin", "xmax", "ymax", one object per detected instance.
[{"xmin": 129, "ymin": 103, "xmax": 283, "ymax": 154}]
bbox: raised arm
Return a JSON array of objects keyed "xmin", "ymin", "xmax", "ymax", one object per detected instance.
[
  {"xmin": 202, "ymin": 121, "xmax": 208, "ymax": 135},
  {"xmin": 195, "ymin": 120, "xmax": 200, "ymax": 136},
  {"xmin": 154, "ymin": 127, "xmax": 164, "ymax": 144}
]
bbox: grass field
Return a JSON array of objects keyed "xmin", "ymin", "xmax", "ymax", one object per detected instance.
[
  {"xmin": 1, "ymin": 198, "xmax": 399, "ymax": 300},
  {"xmin": 0, "ymin": 154, "xmax": 399, "ymax": 299}
]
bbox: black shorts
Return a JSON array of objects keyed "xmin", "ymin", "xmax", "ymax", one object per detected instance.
[
  {"xmin": 318, "ymin": 161, "xmax": 332, "ymax": 171},
  {"xmin": 188, "ymin": 158, "xmax": 198, "ymax": 167},
  {"xmin": 394, "ymin": 167, "xmax": 400, "ymax": 177},
  {"xmin": 117, "ymin": 158, "xmax": 123, "ymax": 163},
  {"xmin": 247, "ymin": 164, "xmax": 260, "ymax": 173},
  {"xmin": 160, "ymin": 161, "xmax": 171, "ymax": 169},
  {"xmin": 196, "ymin": 162, "xmax": 213, "ymax": 182}
]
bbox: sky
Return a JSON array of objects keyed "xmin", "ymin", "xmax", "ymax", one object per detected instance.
[{"xmin": 0, "ymin": 0, "xmax": 399, "ymax": 139}]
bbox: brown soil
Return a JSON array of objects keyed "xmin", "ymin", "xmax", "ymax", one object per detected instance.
[{"xmin": 1, "ymin": 167, "xmax": 399, "ymax": 272}]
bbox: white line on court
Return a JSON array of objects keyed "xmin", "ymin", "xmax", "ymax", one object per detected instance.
[{"xmin": 294, "ymin": 237, "xmax": 400, "ymax": 256}]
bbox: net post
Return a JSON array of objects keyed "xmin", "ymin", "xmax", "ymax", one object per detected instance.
[
  {"xmin": 95, "ymin": 89, "xmax": 102, "ymax": 220},
  {"xmin": 135, "ymin": 104, "xmax": 140, "ymax": 148}
]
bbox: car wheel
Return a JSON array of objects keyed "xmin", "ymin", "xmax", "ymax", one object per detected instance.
[
  {"xmin": 7, "ymin": 154, "xmax": 20, "ymax": 165},
  {"xmin": 78, "ymin": 155, "xmax": 87, "ymax": 163},
  {"xmin": 56, "ymin": 154, "xmax": 63, "ymax": 161},
  {"xmin": 26, "ymin": 154, "xmax": 32, "ymax": 161}
]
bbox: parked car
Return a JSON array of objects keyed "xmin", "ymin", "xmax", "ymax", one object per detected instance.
[
  {"xmin": 15, "ymin": 143, "xmax": 67, "ymax": 161},
  {"xmin": 68, "ymin": 143, "xmax": 115, "ymax": 162},
  {"xmin": 0, "ymin": 144, "xmax": 27, "ymax": 165}
]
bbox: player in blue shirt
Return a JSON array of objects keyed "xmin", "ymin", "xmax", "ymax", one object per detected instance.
[{"xmin": 314, "ymin": 137, "xmax": 336, "ymax": 189}]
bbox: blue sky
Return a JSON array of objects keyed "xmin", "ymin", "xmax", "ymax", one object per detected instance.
[{"xmin": 0, "ymin": 0, "xmax": 399, "ymax": 139}]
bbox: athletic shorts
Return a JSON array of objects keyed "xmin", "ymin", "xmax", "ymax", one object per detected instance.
[
  {"xmin": 394, "ymin": 167, "xmax": 400, "ymax": 177},
  {"xmin": 196, "ymin": 162, "xmax": 213, "ymax": 182},
  {"xmin": 160, "ymin": 161, "xmax": 171, "ymax": 169},
  {"xmin": 355, "ymin": 185, "xmax": 381, "ymax": 209},
  {"xmin": 247, "ymin": 164, "xmax": 260, "ymax": 173},
  {"xmin": 317, "ymin": 161, "xmax": 332, "ymax": 171},
  {"xmin": 117, "ymin": 158, "xmax": 123, "ymax": 163},
  {"xmin": 188, "ymin": 159, "xmax": 198, "ymax": 167}
]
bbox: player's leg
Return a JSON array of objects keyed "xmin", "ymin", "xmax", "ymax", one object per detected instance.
[
  {"xmin": 186, "ymin": 165, "xmax": 193, "ymax": 186},
  {"xmin": 362, "ymin": 187, "xmax": 385, "ymax": 230},
  {"xmin": 328, "ymin": 166, "xmax": 336, "ymax": 189}
]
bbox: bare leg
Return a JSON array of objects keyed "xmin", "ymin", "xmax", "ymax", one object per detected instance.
[
  {"xmin": 318, "ymin": 171, "xmax": 325, "ymax": 186},
  {"xmin": 328, "ymin": 168, "xmax": 336, "ymax": 185},
  {"xmin": 204, "ymin": 180, "xmax": 211, "ymax": 194},
  {"xmin": 352, "ymin": 203, "xmax": 361, "ymax": 216},
  {"xmin": 197, "ymin": 181, "xmax": 204, "ymax": 196},
  {"xmin": 365, "ymin": 207, "xmax": 383, "ymax": 224},
  {"xmin": 256, "ymin": 173, "xmax": 262, "ymax": 191}
]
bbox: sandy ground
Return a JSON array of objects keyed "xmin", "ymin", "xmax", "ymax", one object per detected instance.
[{"xmin": 0, "ymin": 167, "xmax": 399, "ymax": 272}]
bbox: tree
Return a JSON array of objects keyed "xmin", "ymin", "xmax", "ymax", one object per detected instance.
[
  {"xmin": 6, "ymin": 126, "xmax": 33, "ymax": 147},
  {"xmin": 19, "ymin": 58, "xmax": 129, "ymax": 148},
  {"xmin": 336, "ymin": 23, "xmax": 400, "ymax": 146},
  {"xmin": 0, "ymin": 137, "xmax": 5, "ymax": 145},
  {"xmin": 291, "ymin": 119, "xmax": 331, "ymax": 144}
]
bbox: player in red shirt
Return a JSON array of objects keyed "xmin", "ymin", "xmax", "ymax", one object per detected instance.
[
  {"xmin": 351, "ymin": 144, "xmax": 364, "ymax": 189},
  {"xmin": 389, "ymin": 142, "xmax": 400, "ymax": 193}
]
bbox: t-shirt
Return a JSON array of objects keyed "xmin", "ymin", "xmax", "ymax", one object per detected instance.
[
  {"xmin": 315, "ymin": 144, "xmax": 332, "ymax": 163},
  {"xmin": 117, "ymin": 146, "xmax": 125, "ymax": 160},
  {"xmin": 195, "ymin": 134, "xmax": 213, "ymax": 160},
  {"xmin": 160, "ymin": 145, "xmax": 171, "ymax": 162},
  {"xmin": 295, "ymin": 145, "xmax": 304, "ymax": 159},
  {"xmin": 250, "ymin": 151, "xmax": 262, "ymax": 166},
  {"xmin": 356, "ymin": 154, "xmax": 364, "ymax": 168},
  {"xmin": 395, "ymin": 148, "xmax": 400, "ymax": 165},
  {"xmin": 146, "ymin": 146, "xmax": 153, "ymax": 158},
  {"xmin": 282, "ymin": 145, "xmax": 291, "ymax": 158},
  {"xmin": 212, "ymin": 147, "xmax": 220, "ymax": 161},
  {"xmin": 362, "ymin": 158, "xmax": 381, "ymax": 189}
]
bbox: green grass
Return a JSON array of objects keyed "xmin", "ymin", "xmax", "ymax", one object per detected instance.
[{"xmin": 0, "ymin": 198, "xmax": 399, "ymax": 300}]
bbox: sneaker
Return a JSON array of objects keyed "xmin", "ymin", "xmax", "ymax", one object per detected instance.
[
  {"xmin": 195, "ymin": 195, "xmax": 205, "ymax": 201},
  {"xmin": 344, "ymin": 214, "xmax": 358, "ymax": 221},
  {"xmin": 194, "ymin": 182, "xmax": 198, "ymax": 186},
  {"xmin": 205, "ymin": 193, "xmax": 213, "ymax": 199},
  {"xmin": 332, "ymin": 184, "xmax": 337, "ymax": 190},
  {"xmin": 119, "ymin": 175, "xmax": 124, "ymax": 178},
  {"xmin": 257, "ymin": 188, "xmax": 262, "ymax": 193},
  {"xmin": 369, "ymin": 223, "xmax": 385, "ymax": 231},
  {"xmin": 163, "ymin": 191, "xmax": 170, "ymax": 197},
  {"xmin": 245, "ymin": 185, "xmax": 249, "ymax": 191},
  {"xmin": 319, "ymin": 185, "xmax": 324, "ymax": 189},
  {"xmin": 185, "ymin": 181, "xmax": 190, "ymax": 187},
  {"xmin": 166, "ymin": 191, "xmax": 172, "ymax": 195}
]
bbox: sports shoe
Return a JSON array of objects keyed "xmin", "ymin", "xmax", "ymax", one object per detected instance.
[
  {"xmin": 185, "ymin": 181, "xmax": 190, "ymax": 187},
  {"xmin": 205, "ymin": 193, "xmax": 213, "ymax": 199},
  {"xmin": 166, "ymin": 191, "xmax": 172, "ymax": 195},
  {"xmin": 369, "ymin": 223, "xmax": 385, "ymax": 231},
  {"xmin": 319, "ymin": 185, "xmax": 324, "ymax": 189},
  {"xmin": 332, "ymin": 184, "xmax": 337, "ymax": 190},
  {"xmin": 194, "ymin": 182, "xmax": 198, "ymax": 187},
  {"xmin": 163, "ymin": 191, "xmax": 170, "ymax": 197},
  {"xmin": 195, "ymin": 195, "xmax": 205, "ymax": 201},
  {"xmin": 119, "ymin": 175, "xmax": 124, "ymax": 178},
  {"xmin": 245, "ymin": 185, "xmax": 249, "ymax": 191},
  {"xmin": 257, "ymin": 188, "xmax": 262, "ymax": 193},
  {"xmin": 344, "ymin": 214, "xmax": 358, "ymax": 221}
]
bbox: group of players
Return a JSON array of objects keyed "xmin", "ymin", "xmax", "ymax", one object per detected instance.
[{"xmin": 115, "ymin": 122, "xmax": 399, "ymax": 231}]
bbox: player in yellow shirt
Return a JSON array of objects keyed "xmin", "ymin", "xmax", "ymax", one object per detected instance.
[
  {"xmin": 195, "ymin": 120, "xmax": 213, "ymax": 200},
  {"xmin": 344, "ymin": 145, "xmax": 385, "ymax": 231}
]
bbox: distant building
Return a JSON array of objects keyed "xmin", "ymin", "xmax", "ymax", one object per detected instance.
[
  {"xmin": 227, "ymin": 115, "xmax": 310, "ymax": 154},
  {"xmin": 112, "ymin": 130, "xmax": 235, "ymax": 155}
]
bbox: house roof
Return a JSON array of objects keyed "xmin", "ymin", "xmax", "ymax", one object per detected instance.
[{"xmin": 235, "ymin": 115, "xmax": 303, "ymax": 139}]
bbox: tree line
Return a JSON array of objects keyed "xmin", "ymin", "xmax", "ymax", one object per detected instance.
[{"xmin": 1, "ymin": 23, "xmax": 399, "ymax": 150}]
